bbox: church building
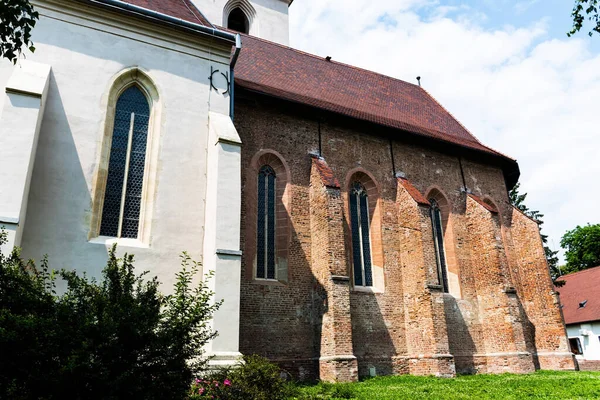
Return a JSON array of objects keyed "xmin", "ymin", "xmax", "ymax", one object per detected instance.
[{"xmin": 0, "ymin": 0, "xmax": 576, "ymax": 381}]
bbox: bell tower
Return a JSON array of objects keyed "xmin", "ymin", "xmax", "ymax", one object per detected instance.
[{"xmin": 192, "ymin": 0, "xmax": 293, "ymax": 45}]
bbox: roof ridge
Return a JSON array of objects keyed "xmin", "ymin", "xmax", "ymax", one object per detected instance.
[
  {"xmin": 241, "ymin": 34, "xmax": 514, "ymax": 159},
  {"xmin": 420, "ymin": 87, "xmax": 482, "ymax": 144},
  {"xmin": 560, "ymin": 265, "xmax": 600, "ymax": 279},
  {"xmin": 241, "ymin": 34, "xmax": 424, "ymax": 89},
  {"xmin": 420, "ymin": 87, "xmax": 516, "ymax": 162}
]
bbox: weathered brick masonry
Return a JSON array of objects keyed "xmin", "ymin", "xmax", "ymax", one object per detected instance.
[{"xmin": 236, "ymin": 92, "xmax": 575, "ymax": 381}]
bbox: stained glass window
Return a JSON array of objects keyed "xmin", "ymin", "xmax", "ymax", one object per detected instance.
[
  {"xmin": 430, "ymin": 199, "xmax": 449, "ymax": 293},
  {"xmin": 257, "ymin": 165, "xmax": 276, "ymax": 279},
  {"xmin": 99, "ymin": 85, "xmax": 150, "ymax": 239},
  {"xmin": 349, "ymin": 182, "xmax": 373, "ymax": 287}
]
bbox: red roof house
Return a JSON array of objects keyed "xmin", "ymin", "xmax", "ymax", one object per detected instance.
[{"xmin": 557, "ymin": 266, "xmax": 600, "ymax": 325}]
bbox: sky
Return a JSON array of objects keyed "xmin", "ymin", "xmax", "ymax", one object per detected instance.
[{"xmin": 288, "ymin": 0, "xmax": 600, "ymax": 264}]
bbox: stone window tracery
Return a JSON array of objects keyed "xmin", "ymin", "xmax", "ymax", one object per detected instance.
[
  {"xmin": 430, "ymin": 198, "xmax": 449, "ymax": 293},
  {"xmin": 245, "ymin": 150, "xmax": 291, "ymax": 284},
  {"xmin": 90, "ymin": 67, "xmax": 161, "ymax": 245},
  {"xmin": 99, "ymin": 85, "xmax": 149, "ymax": 239},
  {"xmin": 349, "ymin": 182, "xmax": 373, "ymax": 287},
  {"xmin": 256, "ymin": 165, "xmax": 277, "ymax": 280}
]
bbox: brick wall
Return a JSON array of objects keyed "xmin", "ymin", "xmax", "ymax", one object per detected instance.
[{"xmin": 235, "ymin": 91, "xmax": 575, "ymax": 381}]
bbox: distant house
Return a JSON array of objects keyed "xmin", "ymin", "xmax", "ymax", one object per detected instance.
[{"xmin": 557, "ymin": 266, "xmax": 600, "ymax": 370}]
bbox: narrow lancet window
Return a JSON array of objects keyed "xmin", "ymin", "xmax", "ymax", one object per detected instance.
[
  {"xmin": 257, "ymin": 165, "xmax": 276, "ymax": 279},
  {"xmin": 350, "ymin": 182, "xmax": 373, "ymax": 287},
  {"xmin": 100, "ymin": 85, "xmax": 150, "ymax": 239},
  {"xmin": 228, "ymin": 7, "xmax": 249, "ymax": 33},
  {"xmin": 430, "ymin": 199, "xmax": 449, "ymax": 292}
]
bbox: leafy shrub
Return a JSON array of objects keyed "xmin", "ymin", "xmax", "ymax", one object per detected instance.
[
  {"xmin": 227, "ymin": 354, "xmax": 296, "ymax": 400},
  {"xmin": 190, "ymin": 354, "xmax": 298, "ymax": 400},
  {"xmin": 188, "ymin": 377, "xmax": 240, "ymax": 399},
  {"xmin": 0, "ymin": 229, "xmax": 220, "ymax": 400}
]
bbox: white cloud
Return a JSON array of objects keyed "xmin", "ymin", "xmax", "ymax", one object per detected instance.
[
  {"xmin": 289, "ymin": 1, "xmax": 600, "ymax": 262},
  {"xmin": 515, "ymin": 0, "xmax": 541, "ymax": 14}
]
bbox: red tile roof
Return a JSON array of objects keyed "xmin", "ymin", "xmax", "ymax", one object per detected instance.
[
  {"xmin": 119, "ymin": 0, "xmax": 212, "ymax": 26},
  {"xmin": 93, "ymin": 2, "xmax": 518, "ymax": 183},
  {"xmin": 398, "ymin": 177, "xmax": 430, "ymax": 206},
  {"xmin": 311, "ymin": 156, "xmax": 340, "ymax": 189},
  {"xmin": 557, "ymin": 266, "xmax": 600, "ymax": 325},
  {"xmin": 234, "ymin": 34, "xmax": 514, "ymax": 163}
]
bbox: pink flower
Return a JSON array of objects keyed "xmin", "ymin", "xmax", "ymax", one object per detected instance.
[
  {"xmin": 199, "ymin": 387, "xmax": 205, "ymax": 394},
  {"xmin": 224, "ymin": 379, "xmax": 231, "ymax": 386}
]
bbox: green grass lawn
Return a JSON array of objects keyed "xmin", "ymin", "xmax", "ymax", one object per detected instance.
[{"xmin": 296, "ymin": 371, "xmax": 600, "ymax": 400}]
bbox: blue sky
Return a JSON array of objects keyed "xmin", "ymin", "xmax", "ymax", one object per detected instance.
[
  {"xmin": 446, "ymin": 0, "xmax": 599, "ymax": 49},
  {"xmin": 289, "ymin": 0, "xmax": 600, "ymax": 264}
]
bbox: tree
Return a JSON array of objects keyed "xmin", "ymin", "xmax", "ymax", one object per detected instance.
[
  {"xmin": 569, "ymin": 0, "xmax": 600, "ymax": 37},
  {"xmin": 0, "ymin": 0, "xmax": 38, "ymax": 63},
  {"xmin": 560, "ymin": 223, "xmax": 600, "ymax": 275},
  {"xmin": 509, "ymin": 183, "xmax": 563, "ymax": 285},
  {"xmin": 0, "ymin": 229, "xmax": 220, "ymax": 400}
]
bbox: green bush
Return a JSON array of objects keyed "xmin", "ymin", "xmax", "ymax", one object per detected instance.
[
  {"xmin": 190, "ymin": 355, "xmax": 298, "ymax": 400},
  {"xmin": 0, "ymin": 229, "xmax": 220, "ymax": 400},
  {"xmin": 227, "ymin": 354, "xmax": 296, "ymax": 400}
]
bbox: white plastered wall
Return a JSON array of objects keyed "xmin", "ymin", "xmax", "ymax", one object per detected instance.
[
  {"xmin": 567, "ymin": 322, "xmax": 600, "ymax": 361},
  {"xmin": 203, "ymin": 111, "xmax": 243, "ymax": 365},
  {"xmin": 193, "ymin": 0, "xmax": 290, "ymax": 45},
  {"xmin": 0, "ymin": 61, "xmax": 51, "ymax": 254},
  {"xmin": 0, "ymin": 0, "xmax": 232, "ymax": 294}
]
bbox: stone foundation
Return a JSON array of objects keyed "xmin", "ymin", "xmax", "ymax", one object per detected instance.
[
  {"xmin": 319, "ymin": 356, "xmax": 359, "ymax": 382},
  {"xmin": 577, "ymin": 359, "xmax": 600, "ymax": 371}
]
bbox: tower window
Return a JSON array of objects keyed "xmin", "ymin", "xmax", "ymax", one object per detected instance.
[
  {"xmin": 256, "ymin": 165, "xmax": 276, "ymax": 279},
  {"xmin": 349, "ymin": 182, "xmax": 373, "ymax": 287},
  {"xmin": 430, "ymin": 199, "xmax": 449, "ymax": 293},
  {"xmin": 228, "ymin": 7, "xmax": 249, "ymax": 33},
  {"xmin": 100, "ymin": 85, "xmax": 149, "ymax": 239}
]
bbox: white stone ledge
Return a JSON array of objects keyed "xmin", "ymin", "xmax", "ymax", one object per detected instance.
[
  {"xmin": 0, "ymin": 216, "xmax": 19, "ymax": 225},
  {"xmin": 5, "ymin": 87, "xmax": 43, "ymax": 98},
  {"xmin": 394, "ymin": 354, "xmax": 454, "ymax": 360},
  {"xmin": 251, "ymin": 278, "xmax": 286, "ymax": 287},
  {"xmin": 534, "ymin": 352, "xmax": 575, "ymax": 357},
  {"xmin": 6, "ymin": 61, "xmax": 51, "ymax": 97},
  {"xmin": 352, "ymin": 285, "xmax": 384, "ymax": 294},
  {"xmin": 88, "ymin": 236, "xmax": 149, "ymax": 249},
  {"xmin": 216, "ymin": 248, "xmax": 242, "ymax": 257},
  {"xmin": 471, "ymin": 352, "xmax": 531, "ymax": 357},
  {"xmin": 209, "ymin": 111, "xmax": 242, "ymax": 145},
  {"xmin": 317, "ymin": 355, "xmax": 357, "ymax": 362}
]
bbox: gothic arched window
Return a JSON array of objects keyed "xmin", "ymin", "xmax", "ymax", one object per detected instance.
[
  {"xmin": 430, "ymin": 199, "xmax": 449, "ymax": 293},
  {"xmin": 257, "ymin": 165, "xmax": 276, "ymax": 279},
  {"xmin": 99, "ymin": 85, "xmax": 150, "ymax": 239},
  {"xmin": 349, "ymin": 182, "xmax": 373, "ymax": 287},
  {"xmin": 228, "ymin": 7, "xmax": 249, "ymax": 33}
]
